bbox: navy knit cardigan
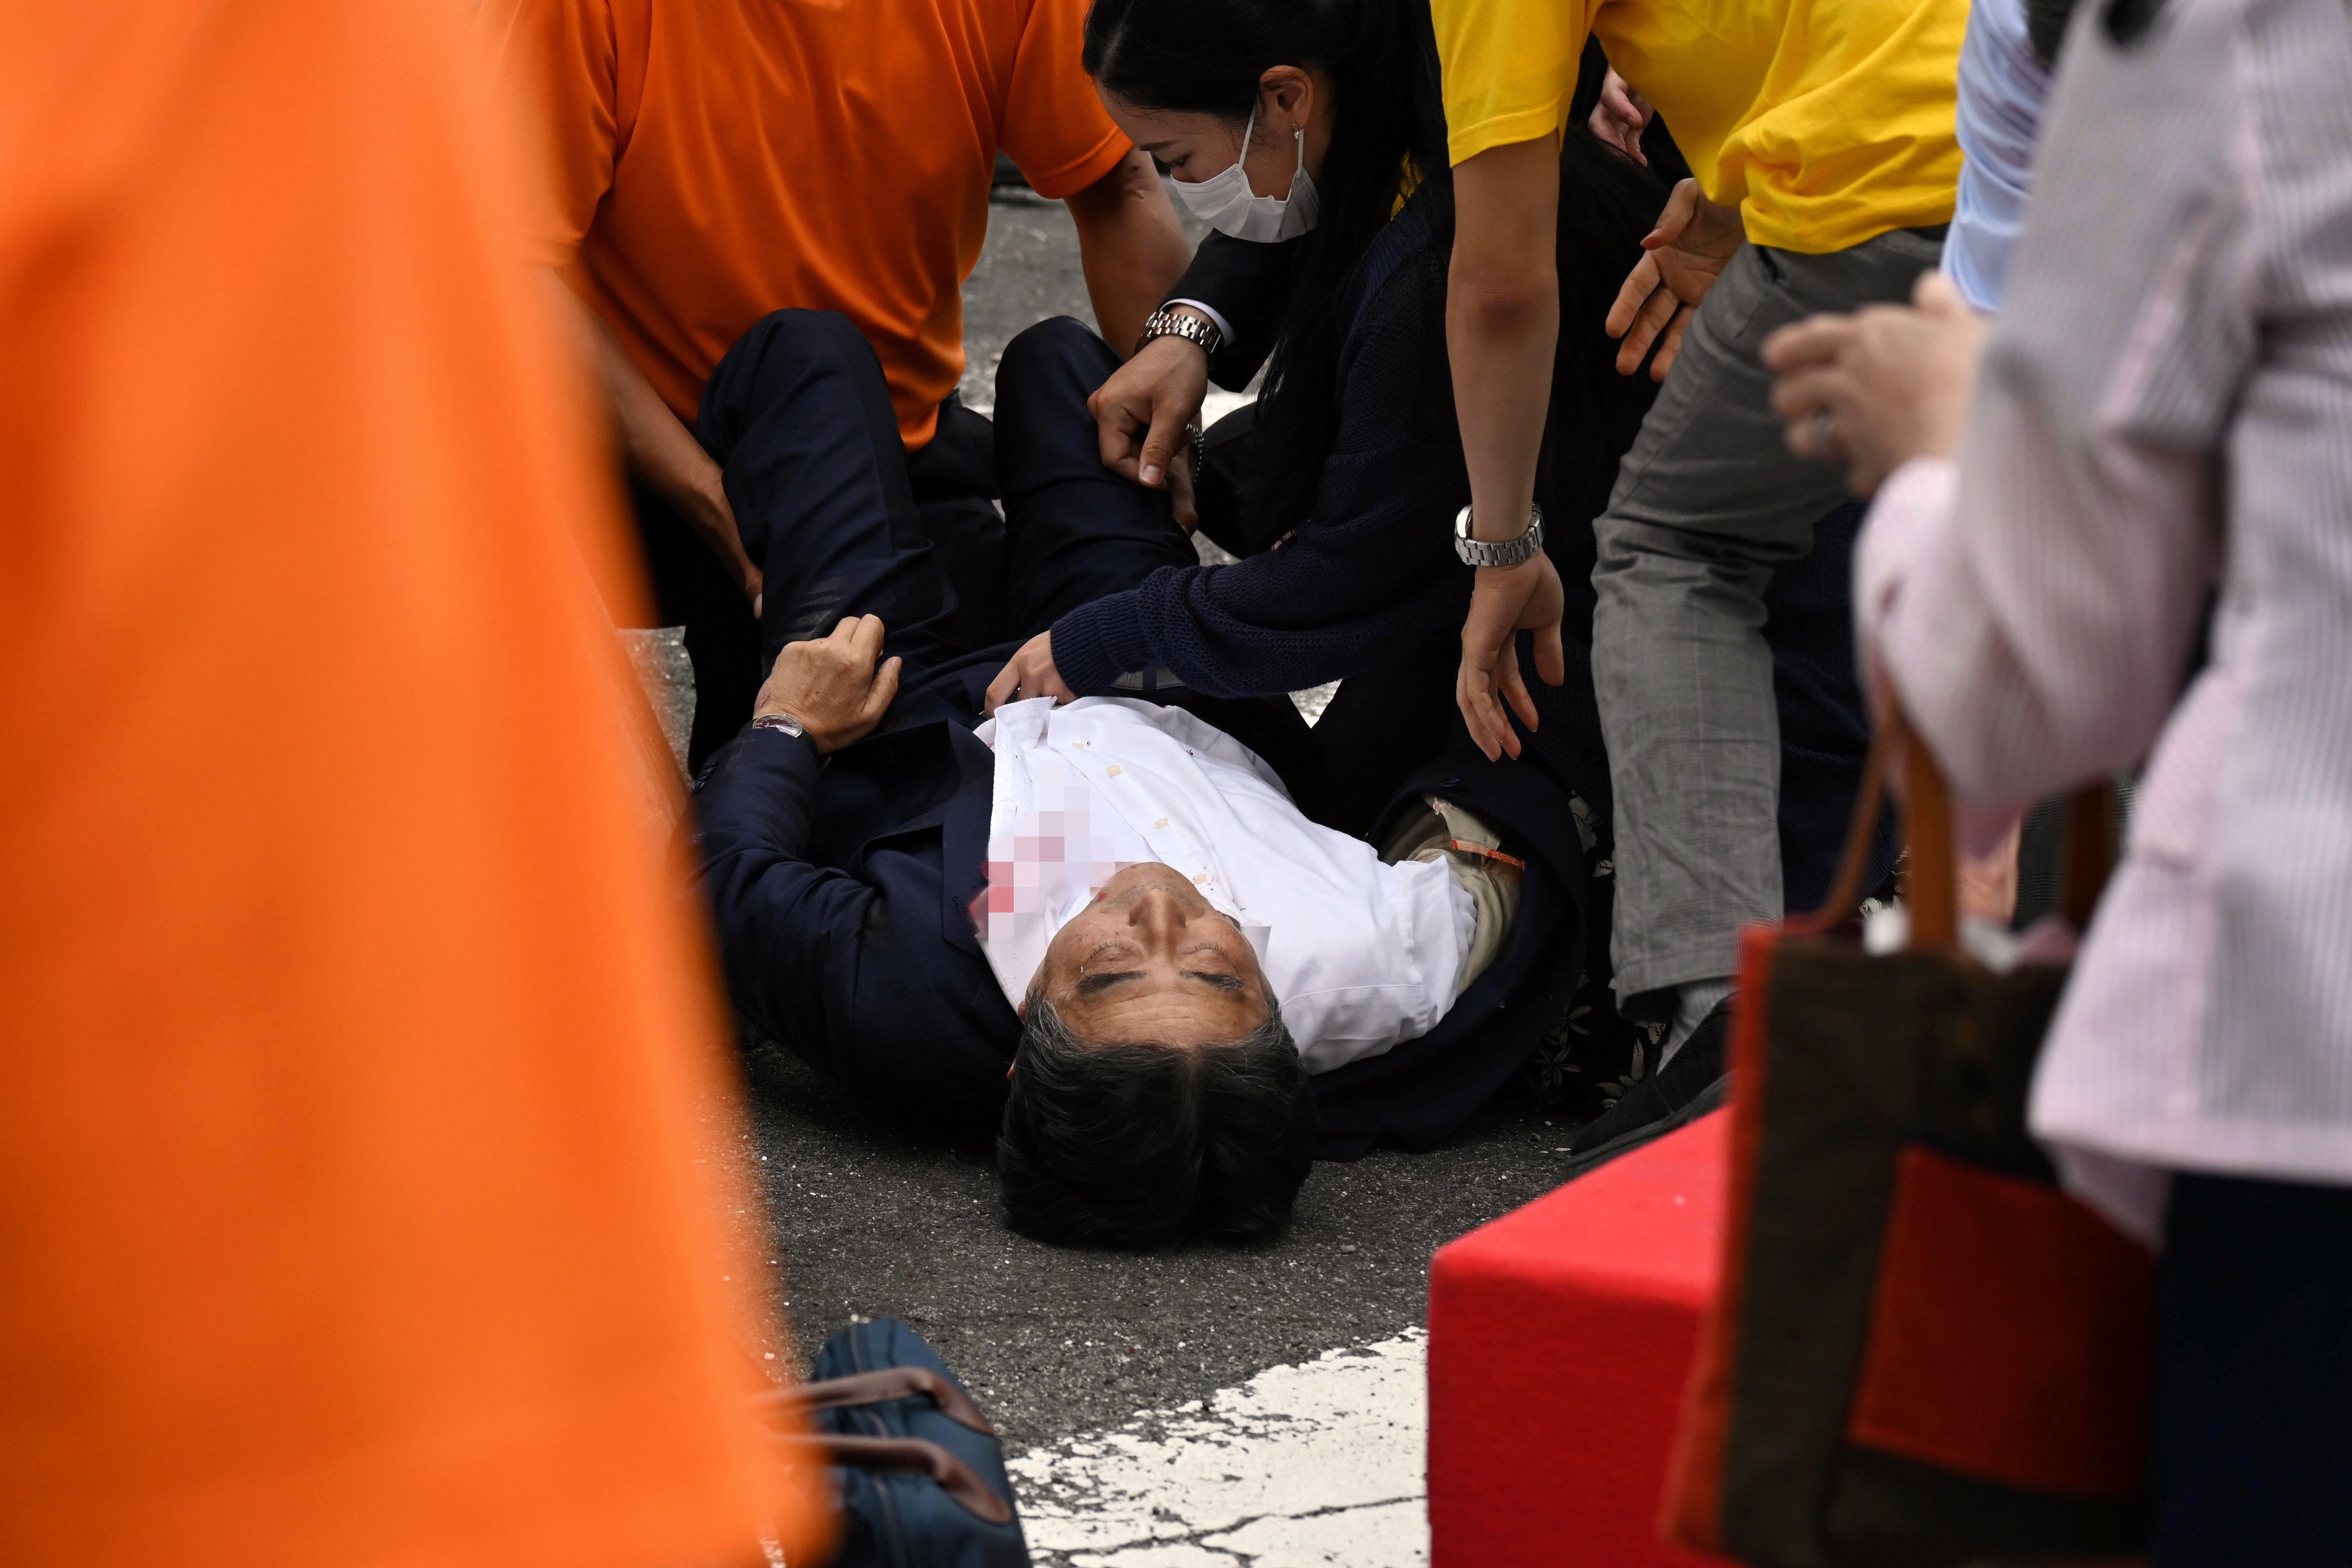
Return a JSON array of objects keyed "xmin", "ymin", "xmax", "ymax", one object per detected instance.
[{"xmin": 1049, "ymin": 199, "xmax": 1481, "ymax": 699}]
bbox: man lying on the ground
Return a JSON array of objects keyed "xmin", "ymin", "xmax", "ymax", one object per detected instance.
[
  {"xmin": 709, "ymin": 616, "xmax": 1527, "ymax": 1246},
  {"xmin": 686, "ymin": 310, "xmax": 1614, "ymax": 1249}
]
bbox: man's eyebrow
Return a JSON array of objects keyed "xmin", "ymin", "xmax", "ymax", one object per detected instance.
[
  {"xmin": 1076, "ymin": 970, "xmax": 1143, "ymax": 996},
  {"xmin": 1184, "ymin": 971, "xmax": 1245, "ymax": 993}
]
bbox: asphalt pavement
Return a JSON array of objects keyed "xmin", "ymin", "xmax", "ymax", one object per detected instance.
[{"xmin": 642, "ymin": 187, "xmax": 1585, "ymax": 1454}]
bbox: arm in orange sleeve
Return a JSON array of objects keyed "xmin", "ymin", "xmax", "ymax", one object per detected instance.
[
  {"xmin": 480, "ymin": 0, "xmax": 762, "ymax": 604},
  {"xmin": 1066, "ymin": 150, "xmax": 1192, "ymax": 360},
  {"xmin": 999, "ymin": 0, "xmax": 1129, "ymax": 199},
  {"xmin": 1002, "ymin": 0, "xmax": 1187, "ymax": 354},
  {"xmin": 475, "ymin": 0, "xmax": 620, "ymax": 267}
]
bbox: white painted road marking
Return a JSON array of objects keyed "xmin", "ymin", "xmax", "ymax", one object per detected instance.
[{"xmin": 1010, "ymin": 1329, "xmax": 1428, "ymax": 1568}]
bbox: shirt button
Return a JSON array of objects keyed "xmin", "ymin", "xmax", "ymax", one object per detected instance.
[{"xmin": 1106, "ymin": 765, "xmax": 1122, "ymax": 777}]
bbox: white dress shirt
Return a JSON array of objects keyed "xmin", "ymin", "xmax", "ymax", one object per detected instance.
[
  {"xmin": 1857, "ymin": 0, "xmax": 2352, "ymax": 1242},
  {"xmin": 973, "ymin": 697, "xmax": 1473, "ymax": 1073}
]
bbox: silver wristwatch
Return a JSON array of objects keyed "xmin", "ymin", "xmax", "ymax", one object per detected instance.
[
  {"xmin": 1138, "ymin": 307, "xmax": 1225, "ymax": 359},
  {"xmin": 1453, "ymin": 504, "xmax": 1546, "ymax": 568},
  {"xmin": 751, "ymin": 712, "xmax": 807, "ymax": 740}
]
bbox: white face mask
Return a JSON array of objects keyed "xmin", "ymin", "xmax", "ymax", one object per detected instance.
[{"xmin": 1169, "ymin": 100, "xmax": 1319, "ymax": 243}]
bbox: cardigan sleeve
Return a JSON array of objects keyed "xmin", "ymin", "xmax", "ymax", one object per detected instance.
[{"xmin": 1051, "ymin": 253, "xmax": 1473, "ymax": 699}]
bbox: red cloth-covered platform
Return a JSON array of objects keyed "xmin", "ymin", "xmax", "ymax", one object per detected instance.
[{"xmin": 1428, "ymin": 1110, "xmax": 1731, "ymax": 1567}]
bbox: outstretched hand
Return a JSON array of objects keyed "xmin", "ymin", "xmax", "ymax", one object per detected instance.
[
  {"xmin": 754, "ymin": 615, "xmax": 901, "ymax": 753},
  {"xmin": 1456, "ymin": 554, "xmax": 1568, "ymax": 761},
  {"xmin": 1606, "ymin": 179, "xmax": 1745, "ymax": 380},
  {"xmin": 983, "ymin": 631, "xmax": 1077, "ymax": 717}
]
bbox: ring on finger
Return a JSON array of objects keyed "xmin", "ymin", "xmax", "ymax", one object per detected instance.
[{"xmin": 1806, "ymin": 408, "xmax": 1842, "ymax": 456}]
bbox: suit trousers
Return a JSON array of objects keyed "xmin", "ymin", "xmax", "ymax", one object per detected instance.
[
  {"xmin": 623, "ymin": 329, "xmax": 1004, "ymax": 773},
  {"xmin": 669, "ymin": 309, "xmax": 1313, "ymax": 784},
  {"xmin": 1591, "ymin": 229, "xmax": 1944, "ymax": 1011}
]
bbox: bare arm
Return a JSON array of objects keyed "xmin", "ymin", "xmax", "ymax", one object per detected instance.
[
  {"xmin": 1065, "ymin": 149, "xmax": 1193, "ymax": 364},
  {"xmin": 537, "ymin": 270, "xmax": 761, "ymax": 606},
  {"xmin": 1447, "ymin": 135, "xmax": 1565, "ymax": 760},
  {"xmin": 1449, "ymin": 135, "xmax": 1561, "ymax": 547}
]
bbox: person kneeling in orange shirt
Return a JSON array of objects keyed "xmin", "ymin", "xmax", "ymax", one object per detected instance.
[{"xmin": 483, "ymin": 0, "xmax": 1195, "ymax": 770}]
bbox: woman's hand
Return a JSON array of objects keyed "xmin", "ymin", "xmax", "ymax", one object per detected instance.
[
  {"xmin": 1761, "ymin": 272, "xmax": 1986, "ymax": 494},
  {"xmin": 1090, "ymin": 327, "xmax": 1209, "ymax": 531},
  {"xmin": 1605, "ymin": 179, "xmax": 1745, "ymax": 379},
  {"xmin": 755, "ymin": 615, "xmax": 901, "ymax": 753},
  {"xmin": 1589, "ymin": 69, "xmax": 1652, "ymax": 166},
  {"xmin": 1456, "ymin": 553, "xmax": 1568, "ymax": 761},
  {"xmin": 983, "ymin": 631, "xmax": 1078, "ymax": 716}
]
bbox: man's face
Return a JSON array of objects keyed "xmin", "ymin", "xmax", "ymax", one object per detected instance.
[{"xmin": 1032, "ymin": 863, "xmax": 1271, "ymax": 1045}]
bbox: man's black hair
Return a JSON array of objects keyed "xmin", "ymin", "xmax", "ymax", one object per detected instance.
[{"xmin": 996, "ymin": 997, "xmax": 1317, "ymax": 1247}]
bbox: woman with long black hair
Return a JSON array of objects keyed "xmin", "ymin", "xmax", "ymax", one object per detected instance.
[{"xmin": 982, "ymin": 0, "xmax": 1664, "ymax": 836}]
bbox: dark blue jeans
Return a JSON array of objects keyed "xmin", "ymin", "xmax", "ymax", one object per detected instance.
[{"xmin": 626, "ymin": 315, "xmax": 1002, "ymax": 771}]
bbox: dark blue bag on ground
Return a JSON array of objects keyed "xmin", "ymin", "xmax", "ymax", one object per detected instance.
[{"xmin": 792, "ymin": 1317, "xmax": 1029, "ymax": 1568}]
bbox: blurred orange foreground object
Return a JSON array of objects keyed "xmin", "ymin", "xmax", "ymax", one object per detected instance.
[{"xmin": 0, "ymin": 3, "xmax": 824, "ymax": 1566}]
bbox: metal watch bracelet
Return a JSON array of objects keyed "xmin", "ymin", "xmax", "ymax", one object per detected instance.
[
  {"xmin": 1138, "ymin": 308, "xmax": 1225, "ymax": 360},
  {"xmin": 1452, "ymin": 504, "xmax": 1546, "ymax": 568}
]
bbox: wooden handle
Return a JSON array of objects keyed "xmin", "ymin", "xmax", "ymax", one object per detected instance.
[
  {"xmin": 1799, "ymin": 703, "xmax": 2113, "ymax": 952},
  {"xmin": 1900, "ymin": 711, "xmax": 1960, "ymax": 953},
  {"xmin": 1792, "ymin": 722, "xmax": 1890, "ymax": 935}
]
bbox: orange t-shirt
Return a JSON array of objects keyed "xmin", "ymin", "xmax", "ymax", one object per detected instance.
[
  {"xmin": 0, "ymin": 1, "xmax": 822, "ymax": 1563},
  {"xmin": 483, "ymin": 0, "xmax": 1131, "ymax": 448}
]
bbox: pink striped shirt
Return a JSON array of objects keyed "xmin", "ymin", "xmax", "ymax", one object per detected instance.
[{"xmin": 1857, "ymin": 0, "xmax": 2352, "ymax": 1241}]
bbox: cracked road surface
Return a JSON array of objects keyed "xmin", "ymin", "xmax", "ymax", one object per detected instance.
[{"xmin": 1011, "ymin": 1333, "xmax": 1429, "ymax": 1568}]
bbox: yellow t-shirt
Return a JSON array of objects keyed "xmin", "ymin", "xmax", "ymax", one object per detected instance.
[{"xmin": 1433, "ymin": 0, "xmax": 1968, "ymax": 253}]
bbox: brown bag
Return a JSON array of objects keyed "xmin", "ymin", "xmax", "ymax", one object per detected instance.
[{"xmin": 1661, "ymin": 714, "xmax": 2155, "ymax": 1568}]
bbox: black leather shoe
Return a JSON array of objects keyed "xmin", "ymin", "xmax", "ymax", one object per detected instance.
[{"xmin": 1563, "ymin": 995, "xmax": 1732, "ymax": 1174}]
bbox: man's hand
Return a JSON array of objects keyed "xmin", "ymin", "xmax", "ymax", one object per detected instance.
[
  {"xmin": 754, "ymin": 615, "xmax": 901, "ymax": 753},
  {"xmin": 687, "ymin": 476, "xmax": 764, "ymax": 612},
  {"xmin": 1090, "ymin": 327, "xmax": 1209, "ymax": 528},
  {"xmin": 1761, "ymin": 272, "xmax": 1986, "ymax": 495},
  {"xmin": 1456, "ymin": 553, "xmax": 1568, "ymax": 761},
  {"xmin": 983, "ymin": 631, "xmax": 1077, "ymax": 717},
  {"xmin": 1589, "ymin": 69, "xmax": 1651, "ymax": 166},
  {"xmin": 1606, "ymin": 179, "xmax": 1745, "ymax": 379}
]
